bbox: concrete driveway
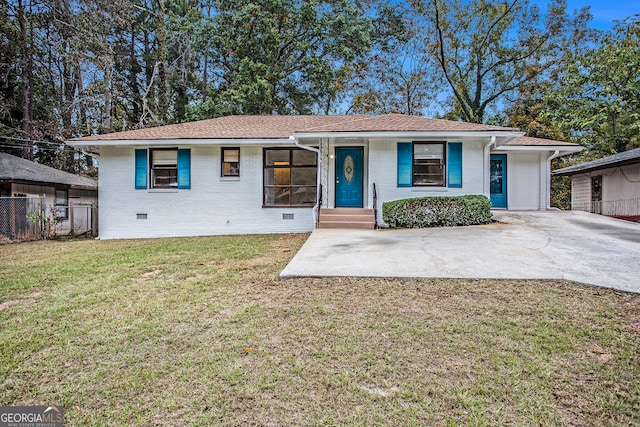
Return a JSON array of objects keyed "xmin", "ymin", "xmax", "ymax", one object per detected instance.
[{"xmin": 281, "ymin": 211, "xmax": 640, "ymax": 293}]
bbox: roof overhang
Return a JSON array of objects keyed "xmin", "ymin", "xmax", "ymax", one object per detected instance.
[
  {"xmin": 67, "ymin": 138, "xmax": 294, "ymax": 148},
  {"xmin": 496, "ymin": 145, "xmax": 584, "ymax": 154},
  {"xmin": 553, "ymin": 157, "xmax": 640, "ymax": 176},
  {"xmin": 69, "ymin": 132, "xmax": 529, "ymax": 151},
  {"xmin": 293, "ymin": 130, "xmax": 525, "ymax": 144},
  {"xmin": 0, "ymin": 178, "xmax": 97, "ymax": 191}
]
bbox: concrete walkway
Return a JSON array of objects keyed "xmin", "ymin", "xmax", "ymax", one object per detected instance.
[{"xmin": 281, "ymin": 211, "xmax": 640, "ymax": 293}]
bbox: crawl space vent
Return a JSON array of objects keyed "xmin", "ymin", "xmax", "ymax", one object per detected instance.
[
  {"xmin": 282, "ymin": 213, "xmax": 295, "ymax": 220},
  {"xmin": 136, "ymin": 213, "xmax": 148, "ymax": 220}
]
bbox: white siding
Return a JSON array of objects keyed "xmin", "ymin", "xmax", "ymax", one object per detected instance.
[
  {"xmin": 98, "ymin": 146, "xmax": 315, "ymax": 239},
  {"xmin": 602, "ymin": 163, "xmax": 640, "ymax": 201},
  {"xmin": 368, "ymin": 139, "xmax": 486, "ymax": 224},
  {"xmin": 571, "ymin": 175, "xmax": 591, "ymax": 211},
  {"xmin": 11, "ymin": 183, "xmax": 55, "ymax": 201},
  {"xmin": 570, "ymin": 163, "xmax": 640, "ymax": 214},
  {"xmin": 503, "ymin": 151, "xmax": 542, "ymax": 210}
]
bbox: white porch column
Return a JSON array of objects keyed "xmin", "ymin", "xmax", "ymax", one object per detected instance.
[
  {"xmin": 320, "ymin": 138, "xmax": 329, "ymax": 208},
  {"xmin": 483, "ymin": 136, "xmax": 497, "ymax": 197}
]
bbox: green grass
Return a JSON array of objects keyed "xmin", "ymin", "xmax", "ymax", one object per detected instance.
[{"xmin": 1, "ymin": 235, "xmax": 638, "ymax": 426}]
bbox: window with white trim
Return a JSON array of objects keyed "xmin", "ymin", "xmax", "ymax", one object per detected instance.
[
  {"xmin": 150, "ymin": 149, "xmax": 178, "ymax": 188},
  {"xmin": 221, "ymin": 147, "xmax": 240, "ymax": 177},
  {"xmin": 413, "ymin": 142, "xmax": 446, "ymax": 186}
]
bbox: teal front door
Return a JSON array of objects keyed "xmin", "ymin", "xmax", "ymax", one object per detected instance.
[
  {"xmin": 490, "ymin": 154, "xmax": 507, "ymax": 208},
  {"xmin": 335, "ymin": 147, "xmax": 363, "ymax": 208}
]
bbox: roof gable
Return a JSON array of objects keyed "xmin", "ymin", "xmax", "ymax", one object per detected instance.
[{"xmin": 0, "ymin": 152, "xmax": 97, "ymax": 189}]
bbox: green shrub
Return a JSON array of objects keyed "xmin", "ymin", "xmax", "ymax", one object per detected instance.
[{"xmin": 382, "ymin": 195, "xmax": 493, "ymax": 228}]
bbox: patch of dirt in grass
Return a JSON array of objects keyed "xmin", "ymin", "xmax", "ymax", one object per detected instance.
[
  {"xmin": 0, "ymin": 300, "xmax": 17, "ymax": 311},
  {"xmin": 142, "ymin": 269, "xmax": 162, "ymax": 277},
  {"xmin": 359, "ymin": 385, "xmax": 400, "ymax": 398}
]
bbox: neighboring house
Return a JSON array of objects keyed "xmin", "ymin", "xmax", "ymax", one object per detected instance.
[
  {"xmin": 0, "ymin": 152, "xmax": 98, "ymax": 237},
  {"xmin": 68, "ymin": 114, "xmax": 581, "ymax": 239},
  {"xmin": 553, "ymin": 147, "xmax": 640, "ymax": 220}
]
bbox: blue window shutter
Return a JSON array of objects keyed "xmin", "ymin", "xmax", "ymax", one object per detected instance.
[
  {"xmin": 397, "ymin": 142, "xmax": 412, "ymax": 187},
  {"xmin": 448, "ymin": 142, "xmax": 462, "ymax": 188},
  {"xmin": 135, "ymin": 149, "xmax": 148, "ymax": 189},
  {"xmin": 177, "ymin": 149, "xmax": 191, "ymax": 189}
]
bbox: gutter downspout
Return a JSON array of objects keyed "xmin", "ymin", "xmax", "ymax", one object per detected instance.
[
  {"xmin": 291, "ymin": 136, "xmax": 321, "ymax": 225},
  {"xmin": 484, "ymin": 136, "xmax": 497, "ymax": 197},
  {"xmin": 546, "ymin": 150, "xmax": 560, "ymax": 210}
]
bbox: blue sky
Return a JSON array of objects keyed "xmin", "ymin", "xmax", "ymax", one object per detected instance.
[{"xmin": 539, "ymin": 0, "xmax": 638, "ymax": 29}]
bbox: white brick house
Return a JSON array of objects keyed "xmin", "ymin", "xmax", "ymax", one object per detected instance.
[{"xmin": 69, "ymin": 114, "xmax": 582, "ymax": 239}]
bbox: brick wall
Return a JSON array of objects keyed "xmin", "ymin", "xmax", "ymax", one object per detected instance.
[
  {"xmin": 98, "ymin": 146, "xmax": 314, "ymax": 239},
  {"xmin": 368, "ymin": 139, "xmax": 486, "ymax": 224}
]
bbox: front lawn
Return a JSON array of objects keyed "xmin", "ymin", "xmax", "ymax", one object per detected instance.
[{"xmin": 0, "ymin": 235, "xmax": 638, "ymax": 426}]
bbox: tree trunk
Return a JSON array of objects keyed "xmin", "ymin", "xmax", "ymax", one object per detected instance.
[
  {"xmin": 129, "ymin": 31, "xmax": 142, "ymax": 126},
  {"xmin": 103, "ymin": 67, "xmax": 112, "ymax": 132},
  {"xmin": 17, "ymin": 0, "xmax": 33, "ymax": 159},
  {"xmin": 155, "ymin": 0, "xmax": 168, "ymax": 124}
]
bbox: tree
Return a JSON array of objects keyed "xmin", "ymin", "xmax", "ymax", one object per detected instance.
[
  {"xmin": 541, "ymin": 17, "xmax": 640, "ymax": 154},
  {"xmin": 503, "ymin": 81, "xmax": 575, "ymax": 209},
  {"xmin": 188, "ymin": 0, "xmax": 374, "ymax": 118},
  {"xmin": 503, "ymin": 82, "xmax": 568, "ymax": 140},
  {"xmin": 347, "ymin": 32, "xmax": 435, "ymax": 115},
  {"xmin": 342, "ymin": 2, "xmax": 432, "ymax": 116},
  {"xmin": 0, "ymin": 0, "xmax": 130, "ymax": 172},
  {"xmin": 410, "ymin": 0, "xmax": 591, "ymax": 123},
  {"xmin": 0, "ymin": 0, "xmax": 22, "ymax": 152}
]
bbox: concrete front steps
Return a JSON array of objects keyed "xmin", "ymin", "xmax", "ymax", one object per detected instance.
[{"xmin": 317, "ymin": 208, "xmax": 376, "ymax": 230}]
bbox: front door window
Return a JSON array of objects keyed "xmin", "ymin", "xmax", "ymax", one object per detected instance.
[
  {"xmin": 490, "ymin": 154, "xmax": 507, "ymax": 208},
  {"xmin": 490, "ymin": 160, "xmax": 503, "ymax": 194}
]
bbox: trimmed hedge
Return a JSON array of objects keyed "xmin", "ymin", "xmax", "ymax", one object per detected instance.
[{"xmin": 382, "ymin": 195, "xmax": 492, "ymax": 228}]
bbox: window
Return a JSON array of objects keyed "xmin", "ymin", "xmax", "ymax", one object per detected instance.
[
  {"xmin": 55, "ymin": 189, "xmax": 68, "ymax": 219},
  {"xmin": 151, "ymin": 149, "xmax": 178, "ymax": 188},
  {"xmin": 397, "ymin": 142, "xmax": 462, "ymax": 188},
  {"xmin": 413, "ymin": 142, "xmax": 446, "ymax": 186},
  {"xmin": 263, "ymin": 148, "xmax": 317, "ymax": 206},
  {"xmin": 135, "ymin": 148, "xmax": 190, "ymax": 189},
  {"xmin": 221, "ymin": 148, "xmax": 240, "ymax": 177}
]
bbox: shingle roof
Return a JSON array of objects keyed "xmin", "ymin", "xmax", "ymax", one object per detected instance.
[
  {"xmin": 505, "ymin": 136, "xmax": 579, "ymax": 146},
  {"xmin": 298, "ymin": 113, "xmax": 519, "ymax": 132},
  {"xmin": 0, "ymin": 152, "xmax": 97, "ymax": 190},
  {"xmin": 70, "ymin": 114, "xmax": 520, "ymax": 142},
  {"xmin": 553, "ymin": 147, "xmax": 640, "ymax": 176},
  {"xmin": 72, "ymin": 115, "xmax": 362, "ymax": 141}
]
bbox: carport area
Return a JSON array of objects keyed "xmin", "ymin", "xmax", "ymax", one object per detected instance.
[{"xmin": 281, "ymin": 211, "xmax": 640, "ymax": 293}]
